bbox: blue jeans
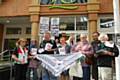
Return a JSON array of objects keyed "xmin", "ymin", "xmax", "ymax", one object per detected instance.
[
  {"xmin": 42, "ymin": 68, "xmax": 58, "ymax": 80},
  {"xmin": 82, "ymin": 66, "xmax": 90, "ymax": 80},
  {"xmin": 27, "ymin": 68, "xmax": 38, "ymax": 80}
]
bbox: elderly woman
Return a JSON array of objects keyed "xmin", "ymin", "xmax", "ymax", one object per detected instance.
[
  {"xmin": 96, "ymin": 33, "xmax": 119, "ymax": 80},
  {"xmin": 12, "ymin": 38, "xmax": 30, "ymax": 80},
  {"xmin": 74, "ymin": 34, "xmax": 93, "ymax": 80}
]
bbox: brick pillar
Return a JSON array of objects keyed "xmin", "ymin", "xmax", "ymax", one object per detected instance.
[
  {"xmin": 87, "ymin": 0, "xmax": 100, "ymax": 41},
  {"xmin": 29, "ymin": 0, "xmax": 40, "ymax": 41},
  {"xmin": 88, "ymin": 14, "xmax": 98, "ymax": 41}
]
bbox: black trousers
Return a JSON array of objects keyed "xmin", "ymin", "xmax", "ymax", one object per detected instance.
[
  {"xmin": 14, "ymin": 64, "xmax": 28, "ymax": 80},
  {"xmin": 92, "ymin": 57, "xmax": 98, "ymax": 80},
  {"xmin": 73, "ymin": 76, "xmax": 82, "ymax": 80}
]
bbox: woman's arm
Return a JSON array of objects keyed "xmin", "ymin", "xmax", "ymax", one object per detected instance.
[{"xmin": 12, "ymin": 54, "xmax": 24, "ymax": 64}]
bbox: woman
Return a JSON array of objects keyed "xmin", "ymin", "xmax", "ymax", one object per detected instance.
[
  {"xmin": 58, "ymin": 37, "xmax": 71, "ymax": 80},
  {"xmin": 74, "ymin": 34, "xmax": 93, "ymax": 80},
  {"xmin": 12, "ymin": 38, "xmax": 30, "ymax": 80},
  {"xmin": 27, "ymin": 39, "xmax": 39, "ymax": 80}
]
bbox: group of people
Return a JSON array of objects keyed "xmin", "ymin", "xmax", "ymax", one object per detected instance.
[{"xmin": 11, "ymin": 31, "xmax": 119, "ymax": 80}]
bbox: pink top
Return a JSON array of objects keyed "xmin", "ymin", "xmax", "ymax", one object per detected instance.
[{"xmin": 75, "ymin": 41, "xmax": 93, "ymax": 66}]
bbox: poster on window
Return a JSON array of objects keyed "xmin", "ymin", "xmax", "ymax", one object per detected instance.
[
  {"xmin": 51, "ymin": 18, "xmax": 59, "ymax": 36},
  {"xmin": 40, "ymin": 17, "xmax": 49, "ymax": 34}
]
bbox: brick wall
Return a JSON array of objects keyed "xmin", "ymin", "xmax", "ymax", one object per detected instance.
[{"xmin": 0, "ymin": 0, "xmax": 30, "ymax": 16}]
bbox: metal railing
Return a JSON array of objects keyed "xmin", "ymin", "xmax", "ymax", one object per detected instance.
[
  {"xmin": 0, "ymin": 50, "xmax": 11, "ymax": 61},
  {"xmin": 0, "ymin": 50, "xmax": 13, "ymax": 80}
]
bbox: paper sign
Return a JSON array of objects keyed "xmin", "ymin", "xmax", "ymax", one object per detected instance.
[
  {"xmin": 45, "ymin": 43, "xmax": 53, "ymax": 50},
  {"xmin": 59, "ymin": 47, "xmax": 66, "ymax": 55},
  {"xmin": 40, "ymin": 17, "xmax": 49, "ymax": 34},
  {"xmin": 38, "ymin": 48, "xmax": 45, "ymax": 53},
  {"xmin": 31, "ymin": 48, "xmax": 37, "ymax": 55}
]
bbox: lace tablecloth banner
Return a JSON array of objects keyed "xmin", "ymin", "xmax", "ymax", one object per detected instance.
[{"xmin": 35, "ymin": 52, "xmax": 85, "ymax": 76}]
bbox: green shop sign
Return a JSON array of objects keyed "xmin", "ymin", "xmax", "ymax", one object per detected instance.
[{"xmin": 48, "ymin": 0, "xmax": 78, "ymax": 10}]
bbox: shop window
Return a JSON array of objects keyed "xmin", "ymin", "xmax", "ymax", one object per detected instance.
[
  {"xmin": 26, "ymin": 27, "xmax": 31, "ymax": 34},
  {"xmin": 6, "ymin": 28, "xmax": 21, "ymax": 34},
  {"xmin": 40, "ymin": 16, "xmax": 88, "ymax": 40},
  {"xmin": 40, "ymin": 16, "xmax": 88, "ymax": 31},
  {"xmin": 107, "ymin": 34, "xmax": 115, "ymax": 41},
  {"xmin": 77, "ymin": 0, "xmax": 87, "ymax": 3},
  {"xmin": 4, "ymin": 39, "xmax": 18, "ymax": 50},
  {"xmin": 99, "ymin": 17, "xmax": 114, "ymax": 34},
  {"xmin": 40, "ymin": 0, "xmax": 87, "ymax": 5},
  {"xmin": 40, "ymin": 0, "xmax": 50, "ymax": 5},
  {"xmin": 76, "ymin": 16, "xmax": 88, "ymax": 30},
  {"xmin": 59, "ymin": 16, "xmax": 75, "ymax": 31}
]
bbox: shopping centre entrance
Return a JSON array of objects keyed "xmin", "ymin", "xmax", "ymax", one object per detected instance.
[{"xmin": 0, "ymin": 16, "xmax": 31, "ymax": 51}]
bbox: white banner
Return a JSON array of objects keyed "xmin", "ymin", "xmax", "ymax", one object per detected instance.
[{"xmin": 35, "ymin": 53, "xmax": 85, "ymax": 76}]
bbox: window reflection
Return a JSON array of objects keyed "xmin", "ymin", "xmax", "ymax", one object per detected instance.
[
  {"xmin": 40, "ymin": 0, "xmax": 50, "ymax": 5},
  {"xmin": 100, "ymin": 18, "xmax": 114, "ymax": 28},
  {"xmin": 26, "ymin": 27, "xmax": 31, "ymax": 34},
  {"xmin": 4, "ymin": 39, "xmax": 18, "ymax": 50},
  {"xmin": 6, "ymin": 28, "xmax": 21, "ymax": 34},
  {"xmin": 76, "ymin": 16, "xmax": 88, "ymax": 30},
  {"xmin": 60, "ymin": 16, "xmax": 75, "ymax": 30}
]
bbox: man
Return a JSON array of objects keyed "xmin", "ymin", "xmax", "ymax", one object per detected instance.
[
  {"xmin": 39, "ymin": 32, "xmax": 58, "ymax": 80},
  {"xmin": 97, "ymin": 33, "xmax": 119, "ymax": 80},
  {"xmin": 91, "ymin": 32, "xmax": 101, "ymax": 80}
]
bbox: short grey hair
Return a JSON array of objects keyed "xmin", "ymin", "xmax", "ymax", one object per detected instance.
[
  {"xmin": 98, "ymin": 33, "xmax": 109, "ymax": 41},
  {"xmin": 80, "ymin": 34, "xmax": 87, "ymax": 38}
]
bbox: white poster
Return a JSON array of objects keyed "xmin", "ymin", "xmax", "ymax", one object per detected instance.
[
  {"xmin": 40, "ymin": 17, "xmax": 49, "ymax": 25},
  {"xmin": 31, "ymin": 48, "xmax": 37, "ymax": 55},
  {"xmin": 51, "ymin": 18, "xmax": 59, "ymax": 36},
  {"xmin": 51, "ymin": 18, "xmax": 59, "ymax": 26},
  {"xmin": 40, "ymin": 17, "xmax": 49, "ymax": 34},
  {"xmin": 58, "ymin": 47, "xmax": 66, "ymax": 55}
]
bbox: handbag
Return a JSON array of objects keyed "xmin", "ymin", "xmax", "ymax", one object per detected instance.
[
  {"xmin": 85, "ymin": 57, "xmax": 93, "ymax": 65},
  {"xmin": 69, "ymin": 61, "xmax": 83, "ymax": 78}
]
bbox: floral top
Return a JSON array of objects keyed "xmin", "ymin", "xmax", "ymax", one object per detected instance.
[{"xmin": 75, "ymin": 41, "xmax": 93, "ymax": 66}]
